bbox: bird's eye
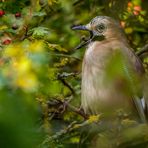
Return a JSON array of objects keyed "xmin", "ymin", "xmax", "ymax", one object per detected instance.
[{"xmin": 96, "ymin": 23, "xmax": 106, "ymax": 33}]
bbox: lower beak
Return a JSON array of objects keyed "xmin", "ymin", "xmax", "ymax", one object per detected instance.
[
  {"xmin": 71, "ymin": 24, "xmax": 94, "ymax": 50},
  {"xmin": 71, "ymin": 25, "xmax": 90, "ymax": 31}
]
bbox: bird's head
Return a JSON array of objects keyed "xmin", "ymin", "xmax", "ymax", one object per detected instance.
[{"xmin": 72, "ymin": 16, "xmax": 123, "ymax": 41}]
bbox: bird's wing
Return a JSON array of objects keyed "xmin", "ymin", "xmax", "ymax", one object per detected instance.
[
  {"xmin": 132, "ymin": 96, "xmax": 146, "ymax": 122},
  {"xmin": 122, "ymin": 46, "xmax": 147, "ymax": 122},
  {"xmin": 124, "ymin": 47, "xmax": 145, "ymax": 75}
]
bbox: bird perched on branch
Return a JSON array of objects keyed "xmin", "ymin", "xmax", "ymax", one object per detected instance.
[{"xmin": 72, "ymin": 16, "xmax": 147, "ymax": 123}]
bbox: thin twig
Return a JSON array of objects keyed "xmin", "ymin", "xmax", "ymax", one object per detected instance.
[
  {"xmin": 57, "ymin": 74, "xmax": 76, "ymax": 95},
  {"xmin": 58, "ymin": 72, "xmax": 80, "ymax": 79},
  {"xmin": 20, "ymin": 25, "xmax": 29, "ymax": 41},
  {"xmin": 136, "ymin": 44, "xmax": 148, "ymax": 57},
  {"xmin": 47, "ymin": 96, "xmax": 87, "ymax": 119},
  {"xmin": 73, "ymin": 0, "xmax": 83, "ymax": 6},
  {"xmin": 66, "ymin": 103, "xmax": 88, "ymax": 119},
  {"xmin": 47, "ymin": 52, "xmax": 81, "ymax": 61}
]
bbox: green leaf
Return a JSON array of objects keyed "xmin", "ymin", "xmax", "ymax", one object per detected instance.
[
  {"xmin": 29, "ymin": 27, "xmax": 49, "ymax": 37},
  {"xmin": 33, "ymin": 11, "xmax": 47, "ymax": 17}
]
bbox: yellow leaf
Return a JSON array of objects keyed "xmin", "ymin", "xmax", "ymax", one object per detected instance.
[
  {"xmin": 48, "ymin": 0, "xmax": 57, "ymax": 6},
  {"xmin": 0, "ymin": 25, "xmax": 8, "ymax": 30},
  {"xmin": 125, "ymin": 27, "xmax": 133, "ymax": 34},
  {"xmin": 29, "ymin": 40, "xmax": 45, "ymax": 52},
  {"xmin": 12, "ymin": 57, "xmax": 31, "ymax": 74},
  {"xmin": 16, "ymin": 73, "xmax": 38, "ymax": 92},
  {"xmin": 88, "ymin": 114, "xmax": 101, "ymax": 123},
  {"xmin": 4, "ymin": 44, "xmax": 24, "ymax": 58},
  {"xmin": 47, "ymin": 43, "xmax": 68, "ymax": 52},
  {"xmin": 70, "ymin": 137, "xmax": 80, "ymax": 143}
]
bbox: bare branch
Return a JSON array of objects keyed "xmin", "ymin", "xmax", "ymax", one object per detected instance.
[
  {"xmin": 66, "ymin": 103, "xmax": 88, "ymax": 119},
  {"xmin": 57, "ymin": 74, "xmax": 76, "ymax": 95},
  {"xmin": 136, "ymin": 44, "xmax": 148, "ymax": 57}
]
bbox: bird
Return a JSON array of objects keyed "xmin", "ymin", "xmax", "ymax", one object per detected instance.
[{"xmin": 72, "ymin": 16, "xmax": 147, "ymax": 123}]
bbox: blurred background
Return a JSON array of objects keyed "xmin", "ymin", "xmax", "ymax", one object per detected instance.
[{"xmin": 0, "ymin": 0, "xmax": 148, "ymax": 147}]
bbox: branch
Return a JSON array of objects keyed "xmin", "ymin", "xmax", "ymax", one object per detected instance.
[
  {"xmin": 59, "ymin": 78, "xmax": 75, "ymax": 95},
  {"xmin": 136, "ymin": 44, "xmax": 148, "ymax": 57},
  {"xmin": 47, "ymin": 96, "xmax": 88, "ymax": 119},
  {"xmin": 57, "ymin": 72, "xmax": 80, "ymax": 79},
  {"xmin": 48, "ymin": 52, "xmax": 81, "ymax": 61},
  {"xmin": 41, "ymin": 114, "xmax": 101, "ymax": 145},
  {"xmin": 73, "ymin": 0, "xmax": 83, "ymax": 6},
  {"xmin": 66, "ymin": 103, "xmax": 88, "ymax": 119}
]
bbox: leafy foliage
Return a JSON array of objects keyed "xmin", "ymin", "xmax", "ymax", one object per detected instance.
[{"xmin": 0, "ymin": 0, "xmax": 148, "ymax": 147}]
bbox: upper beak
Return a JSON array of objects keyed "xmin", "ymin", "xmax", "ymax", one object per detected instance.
[
  {"xmin": 71, "ymin": 24, "xmax": 91, "ymax": 31},
  {"xmin": 71, "ymin": 25, "xmax": 88, "ymax": 31}
]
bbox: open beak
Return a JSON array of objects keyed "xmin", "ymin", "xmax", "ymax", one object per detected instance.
[{"xmin": 71, "ymin": 24, "xmax": 94, "ymax": 50}]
